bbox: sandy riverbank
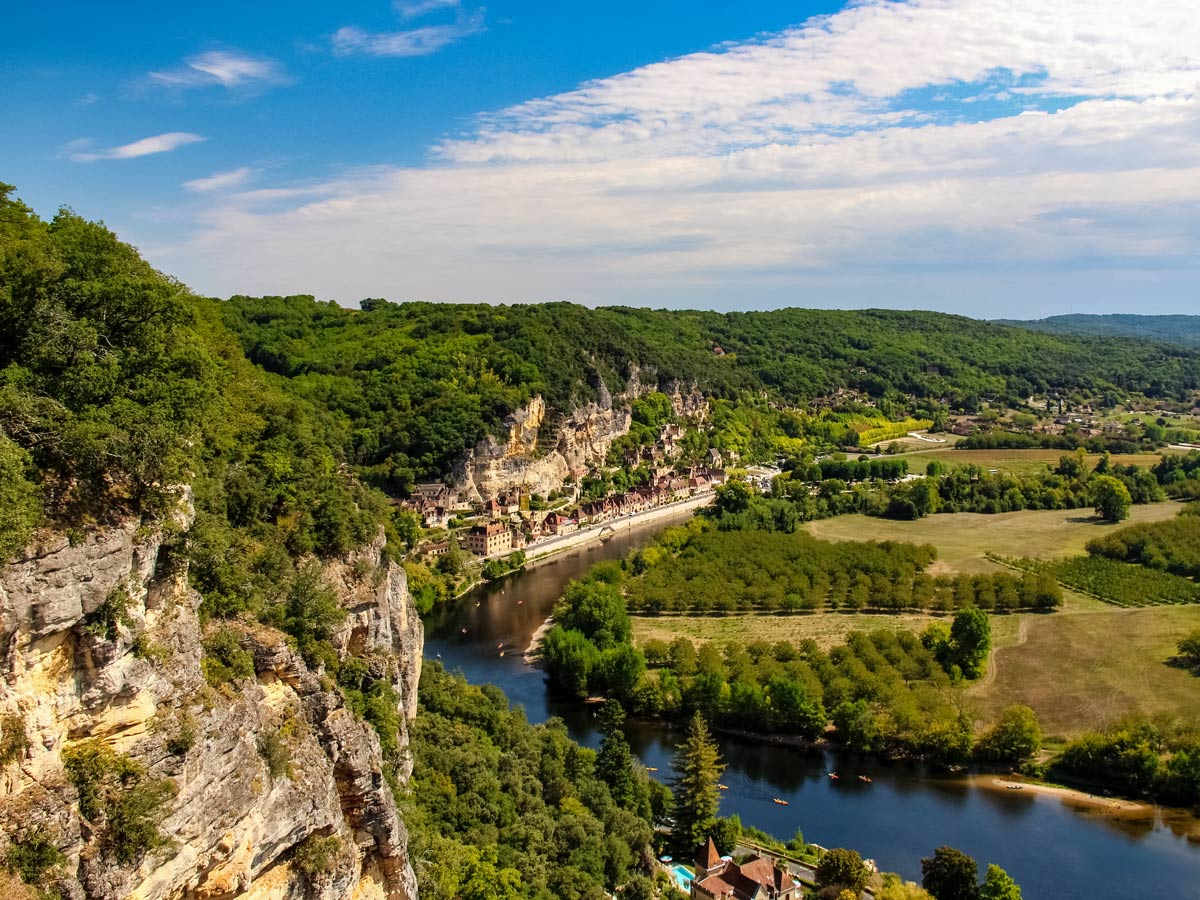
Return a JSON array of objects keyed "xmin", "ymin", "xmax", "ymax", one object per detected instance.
[{"xmin": 973, "ymin": 775, "xmax": 1154, "ymax": 816}]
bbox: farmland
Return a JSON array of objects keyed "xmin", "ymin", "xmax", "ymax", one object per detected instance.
[
  {"xmin": 804, "ymin": 501, "xmax": 1184, "ymax": 574},
  {"xmin": 970, "ymin": 603, "xmax": 1200, "ymax": 737},
  {"xmin": 897, "ymin": 447, "xmax": 1172, "ymax": 476}
]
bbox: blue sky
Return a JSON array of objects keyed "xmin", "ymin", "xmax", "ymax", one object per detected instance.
[{"xmin": 3, "ymin": 0, "xmax": 1199, "ymax": 316}]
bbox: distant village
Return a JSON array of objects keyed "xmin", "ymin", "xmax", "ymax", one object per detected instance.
[{"xmin": 400, "ymin": 421, "xmax": 732, "ymax": 560}]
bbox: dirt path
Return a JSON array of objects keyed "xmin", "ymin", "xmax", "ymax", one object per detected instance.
[{"xmin": 976, "ymin": 615, "xmax": 1029, "ymax": 690}]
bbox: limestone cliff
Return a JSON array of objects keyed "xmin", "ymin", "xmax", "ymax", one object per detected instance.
[
  {"xmin": 453, "ymin": 373, "xmax": 709, "ymax": 502},
  {"xmin": 0, "ymin": 501, "xmax": 421, "ymax": 900}
]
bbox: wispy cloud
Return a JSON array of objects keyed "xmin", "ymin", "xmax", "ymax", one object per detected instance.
[
  {"xmin": 66, "ymin": 132, "xmax": 205, "ymax": 162},
  {"xmin": 158, "ymin": 0, "xmax": 1200, "ymax": 316},
  {"xmin": 394, "ymin": 0, "xmax": 460, "ymax": 18},
  {"xmin": 333, "ymin": 2, "xmax": 485, "ymax": 58},
  {"xmin": 149, "ymin": 50, "xmax": 290, "ymax": 91},
  {"xmin": 183, "ymin": 166, "xmax": 255, "ymax": 193}
]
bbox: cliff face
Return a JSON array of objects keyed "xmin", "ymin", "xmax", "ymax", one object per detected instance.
[
  {"xmin": 453, "ymin": 375, "xmax": 709, "ymax": 502},
  {"xmin": 0, "ymin": 502, "xmax": 421, "ymax": 900}
]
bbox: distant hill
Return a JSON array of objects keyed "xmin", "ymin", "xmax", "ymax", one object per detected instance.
[{"xmin": 998, "ymin": 314, "xmax": 1200, "ymax": 348}]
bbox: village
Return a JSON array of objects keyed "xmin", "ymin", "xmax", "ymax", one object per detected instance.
[{"xmin": 400, "ymin": 421, "xmax": 731, "ymax": 562}]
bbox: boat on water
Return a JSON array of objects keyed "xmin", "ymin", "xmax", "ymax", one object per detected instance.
[
  {"xmin": 773, "ymin": 798, "xmax": 789, "ymax": 806},
  {"xmin": 718, "ymin": 784, "xmax": 729, "ymax": 791},
  {"xmin": 828, "ymin": 772, "xmax": 839, "ymax": 780},
  {"xmin": 646, "ymin": 766, "xmax": 658, "ymax": 772},
  {"xmin": 858, "ymin": 775, "xmax": 872, "ymax": 783}
]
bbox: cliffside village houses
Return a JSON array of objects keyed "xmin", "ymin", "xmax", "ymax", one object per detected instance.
[
  {"xmin": 404, "ymin": 464, "xmax": 727, "ymax": 558},
  {"xmin": 399, "ymin": 421, "xmax": 732, "ymax": 557}
]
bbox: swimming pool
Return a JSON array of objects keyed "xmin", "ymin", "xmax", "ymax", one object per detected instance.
[{"xmin": 670, "ymin": 864, "xmax": 694, "ymax": 893}]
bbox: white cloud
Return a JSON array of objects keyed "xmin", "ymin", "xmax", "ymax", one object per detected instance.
[
  {"xmin": 152, "ymin": 0, "xmax": 1200, "ymax": 315},
  {"xmin": 183, "ymin": 166, "xmax": 255, "ymax": 193},
  {"xmin": 150, "ymin": 50, "xmax": 290, "ymax": 91},
  {"xmin": 67, "ymin": 132, "xmax": 205, "ymax": 163},
  {"xmin": 393, "ymin": 0, "xmax": 460, "ymax": 18},
  {"xmin": 333, "ymin": 4, "xmax": 484, "ymax": 57}
]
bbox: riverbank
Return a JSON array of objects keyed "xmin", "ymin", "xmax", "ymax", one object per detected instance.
[
  {"xmin": 425, "ymin": 517, "xmax": 1200, "ymax": 900},
  {"xmin": 523, "ymin": 493, "xmax": 714, "ymax": 565},
  {"xmin": 975, "ymin": 776, "xmax": 1151, "ymax": 814}
]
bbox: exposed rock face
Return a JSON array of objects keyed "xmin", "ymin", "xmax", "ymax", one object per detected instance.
[
  {"xmin": 453, "ymin": 374, "xmax": 709, "ymax": 502},
  {"xmin": 0, "ymin": 503, "xmax": 421, "ymax": 900}
]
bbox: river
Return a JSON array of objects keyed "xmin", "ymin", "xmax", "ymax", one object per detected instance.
[{"xmin": 423, "ymin": 514, "xmax": 1200, "ymax": 900}]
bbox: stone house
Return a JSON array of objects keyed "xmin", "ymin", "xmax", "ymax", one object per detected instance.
[
  {"xmin": 691, "ymin": 838, "xmax": 797, "ymax": 900},
  {"xmin": 465, "ymin": 521, "xmax": 512, "ymax": 556}
]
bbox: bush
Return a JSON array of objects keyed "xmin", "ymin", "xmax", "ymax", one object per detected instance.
[
  {"xmin": 292, "ymin": 833, "xmax": 342, "ymax": 881},
  {"xmin": 83, "ymin": 583, "xmax": 135, "ymax": 642},
  {"xmin": 61, "ymin": 741, "xmax": 175, "ymax": 864},
  {"xmin": 165, "ymin": 712, "xmax": 198, "ymax": 756},
  {"xmin": 257, "ymin": 727, "xmax": 293, "ymax": 780},
  {"xmin": 201, "ymin": 629, "xmax": 256, "ymax": 687},
  {"xmin": 5, "ymin": 829, "xmax": 65, "ymax": 885},
  {"xmin": 0, "ymin": 714, "xmax": 28, "ymax": 765}
]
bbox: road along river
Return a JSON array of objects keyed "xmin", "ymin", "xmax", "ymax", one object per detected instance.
[{"xmin": 423, "ymin": 512, "xmax": 1200, "ymax": 900}]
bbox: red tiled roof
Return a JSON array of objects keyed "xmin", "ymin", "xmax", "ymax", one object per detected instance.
[{"xmin": 694, "ymin": 872, "xmax": 736, "ymax": 898}]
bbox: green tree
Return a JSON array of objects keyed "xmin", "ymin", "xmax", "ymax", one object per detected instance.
[
  {"xmin": 710, "ymin": 816, "xmax": 741, "ymax": 857},
  {"xmin": 596, "ymin": 701, "xmax": 637, "ymax": 808},
  {"xmin": 975, "ymin": 706, "xmax": 1042, "ymax": 765},
  {"xmin": 1092, "ymin": 475, "xmax": 1132, "ymax": 523},
  {"xmin": 0, "ymin": 436, "xmax": 41, "ymax": 562},
  {"xmin": 714, "ymin": 481, "xmax": 753, "ymax": 515},
  {"xmin": 670, "ymin": 712, "xmax": 725, "ymax": 855},
  {"xmin": 816, "ymin": 847, "xmax": 870, "ymax": 893},
  {"xmin": 949, "ymin": 609, "xmax": 991, "ymax": 680},
  {"xmin": 1176, "ymin": 629, "xmax": 1200, "ymax": 668},
  {"xmin": 921, "ymin": 846, "xmax": 979, "ymax": 900},
  {"xmin": 978, "ymin": 864, "xmax": 1022, "ymax": 900},
  {"xmin": 458, "ymin": 846, "xmax": 524, "ymax": 900}
]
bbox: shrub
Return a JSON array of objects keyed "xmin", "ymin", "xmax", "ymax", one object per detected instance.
[
  {"xmin": 257, "ymin": 728, "xmax": 292, "ymax": 780},
  {"xmin": 5, "ymin": 829, "xmax": 65, "ymax": 885},
  {"xmin": 292, "ymin": 833, "xmax": 341, "ymax": 881},
  {"xmin": 61, "ymin": 740, "xmax": 175, "ymax": 864},
  {"xmin": 201, "ymin": 629, "xmax": 255, "ymax": 687},
  {"xmin": 0, "ymin": 714, "xmax": 28, "ymax": 765},
  {"xmin": 83, "ymin": 583, "xmax": 135, "ymax": 641},
  {"xmin": 165, "ymin": 712, "xmax": 197, "ymax": 756}
]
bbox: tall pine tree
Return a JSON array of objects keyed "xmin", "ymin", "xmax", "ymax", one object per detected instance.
[
  {"xmin": 596, "ymin": 700, "xmax": 637, "ymax": 808},
  {"xmin": 671, "ymin": 711, "xmax": 725, "ymax": 854}
]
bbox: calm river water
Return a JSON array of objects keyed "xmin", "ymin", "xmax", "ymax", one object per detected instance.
[{"xmin": 423, "ymin": 515, "xmax": 1200, "ymax": 900}]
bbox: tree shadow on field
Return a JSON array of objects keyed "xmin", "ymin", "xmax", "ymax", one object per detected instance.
[{"xmin": 1165, "ymin": 655, "xmax": 1200, "ymax": 676}]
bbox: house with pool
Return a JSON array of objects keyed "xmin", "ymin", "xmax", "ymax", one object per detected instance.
[{"xmin": 690, "ymin": 837, "xmax": 799, "ymax": 900}]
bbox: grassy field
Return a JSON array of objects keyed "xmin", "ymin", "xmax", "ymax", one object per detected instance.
[
  {"xmin": 630, "ymin": 502, "xmax": 1199, "ymax": 736},
  {"xmin": 804, "ymin": 502, "xmax": 1184, "ymax": 575},
  {"xmin": 971, "ymin": 604, "xmax": 1200, "ymax": 737},
  {"xmin": 898, "ymin": 448, "xmax": 1169, "ymax": 476}
]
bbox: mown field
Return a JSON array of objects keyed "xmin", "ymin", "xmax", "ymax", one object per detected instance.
[
  {"xmin": 804, "ymin": 502, "xmax": 1184, "ymax": 574},
  {"xmin": 899, "ymin": 448, "xmax": 1172, "ymax": 476},
  {"xmin": 970, "ymin": 604, "xmax": 1200, "ymax": 738}
]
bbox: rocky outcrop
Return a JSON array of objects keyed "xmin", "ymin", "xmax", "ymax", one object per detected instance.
[
  {"xmin": 453, "ymin": 373, "xmax": 710, "ymax": 502},
  {"xmin": 0, "ymin": 503, "xmax": 421, "ymax": 900}
]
